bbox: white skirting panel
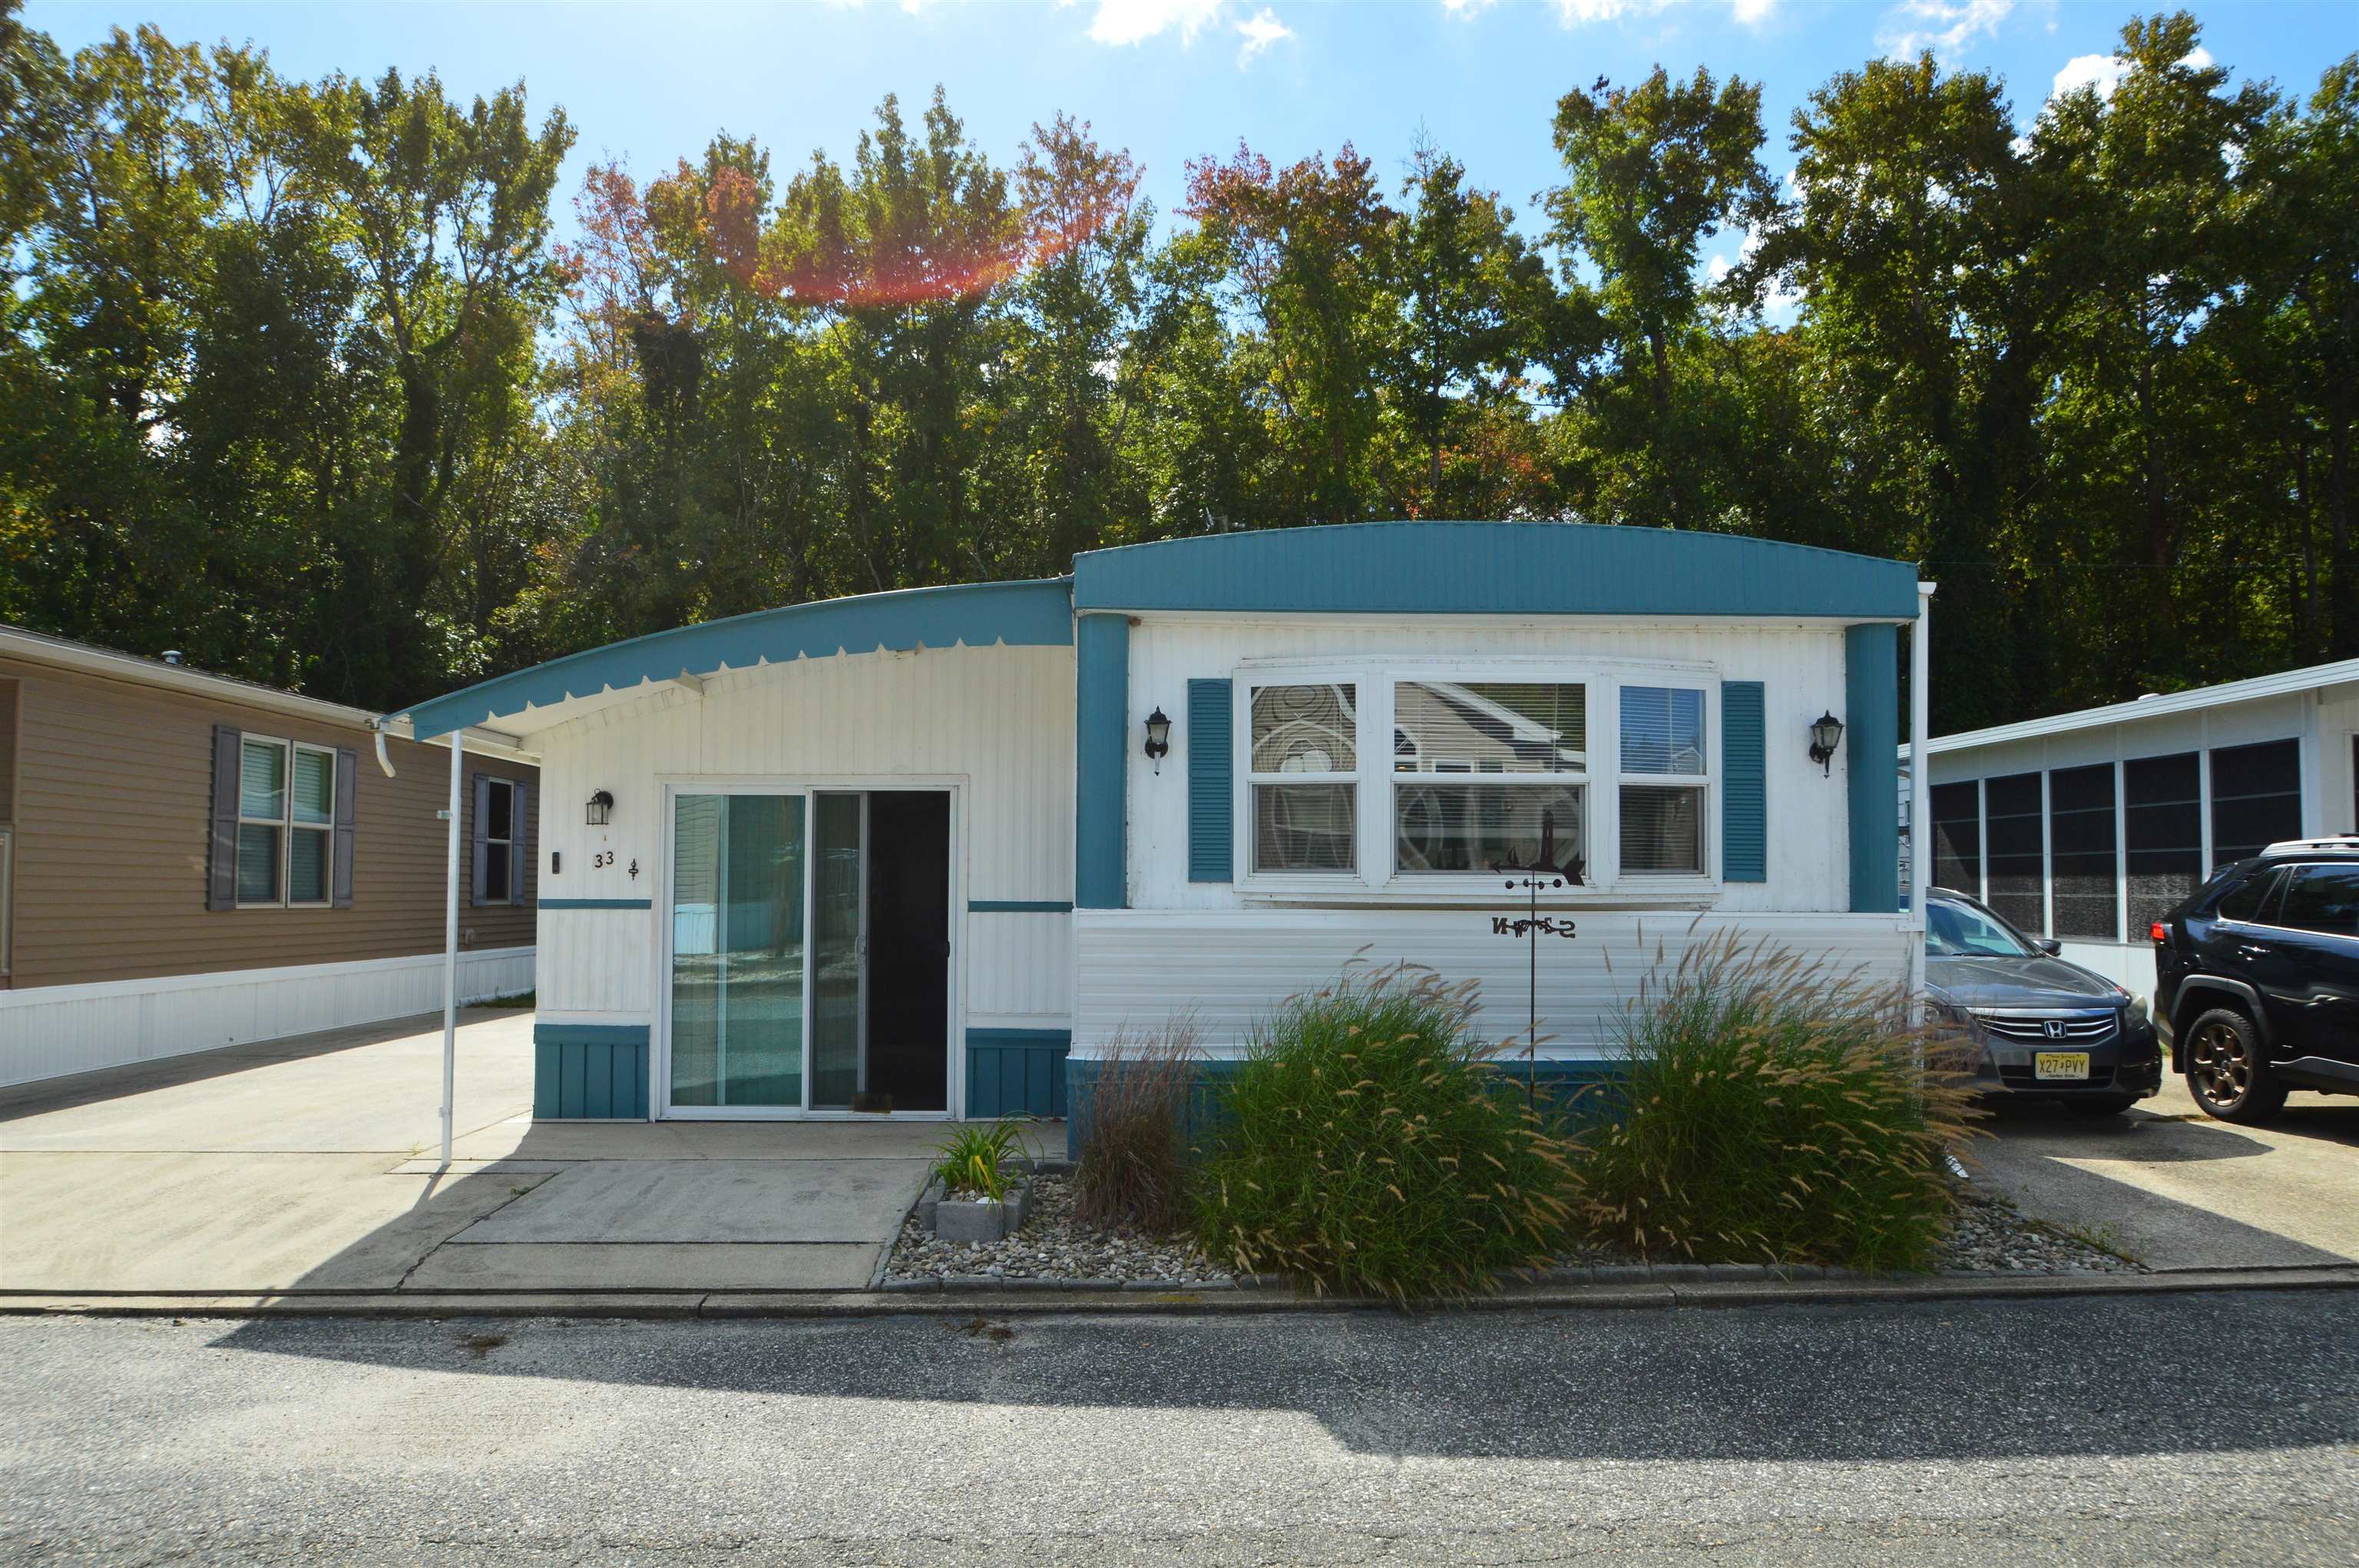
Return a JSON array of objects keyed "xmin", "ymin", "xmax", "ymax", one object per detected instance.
[
  {"xmin": 1074, "ymin": 911, "xmax": 1913, "ymax": 1059},
  {"xmin": 0, "ymin": 945, "xmax": 535, "ymax": 1088}
]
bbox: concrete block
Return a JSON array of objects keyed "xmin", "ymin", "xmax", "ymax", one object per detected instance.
[{"xmin": 935, "ymin": 1195, "xmax": 1010, "ymax": 1244}]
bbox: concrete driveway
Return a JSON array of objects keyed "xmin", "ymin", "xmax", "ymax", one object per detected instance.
[
  {"xmin": 1974, "ymin": 1074, "xmax": 2359, "ymax": 1271},
  {"xmin": 0, "ymin": 1011, "xmax": 937, "ymax": 1296}
]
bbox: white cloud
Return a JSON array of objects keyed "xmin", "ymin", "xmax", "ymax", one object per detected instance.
[
  {"xmin": 1064, "ymin": 0, "xmax": 1226, "ymax": 46},
  {"xmin": 1441, "ymin": 0, "xmax": 1498, "ymax": 12},
  {"xmin": 1234, "ymin": 6, "xmax": 1291, "ymax": 61},
  {"xmin": 1880, "ymin": 0, "xmax": 2014, "ymax": 58},
  {"xmin": 2049, "ymin": 44, "xmax": 2216, "ymax": 102},
  {"xmin": 1467, "ymin": 0, "xmax": 1776, "ymax": 28}
]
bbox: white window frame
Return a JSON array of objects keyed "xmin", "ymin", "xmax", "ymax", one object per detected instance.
[
  {"xmin": 481, "ymin": 776, "xmax": 520, "ymax": 906},
  {"xmin": 1616, "ymin": 682, "xmax": 1714, "ymax": 880},
  {"xmin": 1232, "ymin": 657, "xmax": 1721, "ymax": 901},
  {"xmin": 235, "ymin": 735, "xmax": 336, "ymax": 909}
]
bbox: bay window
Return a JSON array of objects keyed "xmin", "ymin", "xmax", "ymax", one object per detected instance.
[
  {"xmin": 1236, "ymin": 665, "xmax": 1715, "ymax": 891},
  {"xmin": 1249, "ymin": 683, "xmax": 1359, "ymax": 874}
]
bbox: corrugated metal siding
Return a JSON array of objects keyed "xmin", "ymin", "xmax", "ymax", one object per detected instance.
[
  {"xmin": 1124, "ymin": 617, "xmax": 1853, "ymax": 912},
  {"xmin": 1073, "ymin": 908, "xmax": 1912, "ymax": 1059},
  {"xmin": 1186, "ymin": 678, "xmax": 1233, "ymax": 882},
  {"xmin": 529, "ymin": 643, "xmax": 1076, "ymax": 1034},
  {"xmin": 1722, "ymin": 680, "xmax": 1767, "ymax": 882},
  {"xmin": 0, "ymin": 657, "xmax": 537, "ymax": 989}
]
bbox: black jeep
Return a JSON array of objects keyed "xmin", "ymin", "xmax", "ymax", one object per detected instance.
[{"xmin": 2152, "ymin": 838, "xmax": 2359, "ymax": 1123}]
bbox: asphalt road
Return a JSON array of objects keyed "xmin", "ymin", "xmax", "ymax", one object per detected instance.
[{"xmin": 4, "ymin": 1292, "xmax": 2356, "ymax": 1566}]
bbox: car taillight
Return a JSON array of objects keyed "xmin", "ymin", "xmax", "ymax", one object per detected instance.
[{"xmin": 2150, "ymin": 922, "xmax": 2169, "ymax": 944}]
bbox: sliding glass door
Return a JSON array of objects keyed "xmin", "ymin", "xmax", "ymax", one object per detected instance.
[
  {"xmin": 669, "ymin": 794, "xmax": 807, "ymax": 1108},
  {"xmin": 667, "ymin": 787, "xmax": 948, "ymax": 1116}
]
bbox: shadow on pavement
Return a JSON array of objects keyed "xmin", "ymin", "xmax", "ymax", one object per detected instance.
[{"xmin": 204, "ymin": 1288, "xmax": 2359, "ymax": 1464}]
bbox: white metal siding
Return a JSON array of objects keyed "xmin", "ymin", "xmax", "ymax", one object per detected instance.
[
  {"xmin": 528, "ymin": 643, "xmax": 1075, "ymax": 1031},
  {"xmin": 1125, "ymin": 616, "xmax": 1856, "ymax": 913},
  {"xmin": 0, "ymin": 945, "xmax": 534, "ymax": 1087},
  {"xmin": 1074, "ymin": 908, "xmax": 1911, "ymax": 1058}
]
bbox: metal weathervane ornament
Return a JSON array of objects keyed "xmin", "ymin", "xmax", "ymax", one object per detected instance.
[{"xmin": 1489, "ymin": 807, "xmax": 1583, "ymax": 1110}]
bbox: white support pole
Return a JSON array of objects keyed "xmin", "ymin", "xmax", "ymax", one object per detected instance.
[
  {"xmin": 1910, "ymin": 583, "xmax": 1937, "ymax": 1016},
  {"xmin": 441, "ymin": 729, "xmax": 463, "ymax": 1167}
]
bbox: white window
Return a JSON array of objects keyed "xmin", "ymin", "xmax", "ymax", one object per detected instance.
[
  {"xmin": 1394, "ymin": 680, "xmax": 1587, "ymax": 878},
  {"xmin": 1619, "ymin": 685, "xmax": 1708, "ymax": 875},
  {"xmin": 237, "ymin": 736, "xmax": 336, "ymax": 907},
  {"xmin": 482, "ymin": 778, "xmax": 519, "ymax": 904},
  {"xmin": 1236, "ymin": 664, "xmax": 1715, "ymax": 893},
  {"xmin": 1248, "ymin": 683, "xmax": 1359, "ymax": 875}
]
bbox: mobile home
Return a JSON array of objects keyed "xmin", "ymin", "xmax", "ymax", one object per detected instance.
[{"xmin": 383, "ymin": 522, "xmax": 1931, "ymax": 1132}]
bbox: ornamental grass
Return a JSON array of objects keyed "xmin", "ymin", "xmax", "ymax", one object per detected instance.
[
  {"xmin": 1193, "ymin": 964, "xmax": 1575, "ymax": 1303},
  {"xmin": 1070, "ymin": 1018, "xmax": 1199, "ymax": 1236},
  {"xmin": 1566, "ymin": 931, "xmax": 1983, "ymax": 1273}
]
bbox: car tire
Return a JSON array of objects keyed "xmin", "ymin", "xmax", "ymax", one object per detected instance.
[
  {"xmin": 2183, "ymin": 1007, "xmax": 2290, "ymax": 1125},
  {"xmin": 2062, "ymin": 1093, "xmax": 2140, "ymax": 1117}
]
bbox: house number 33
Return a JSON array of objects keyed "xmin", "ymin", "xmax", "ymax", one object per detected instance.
[{"xmin": 592, "ymin": 851, "xmax": 615, "ymax": 868}]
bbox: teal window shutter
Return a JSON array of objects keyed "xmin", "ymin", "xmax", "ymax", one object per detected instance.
[
  {"xmin": 1722, "ymin": 681, "xmax": 1767, "ymax": 882},
  {"xmin": 1187, "ymin": 678, "xmax": 1233, "ymax": 882}
]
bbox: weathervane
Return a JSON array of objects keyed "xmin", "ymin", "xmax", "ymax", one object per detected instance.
[{"xmin": 1489, "ymin": 807, "xmax": 1582, "ymax": 1110}]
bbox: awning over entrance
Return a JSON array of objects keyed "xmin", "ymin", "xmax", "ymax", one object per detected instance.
[{"xmin": 385, "ymin": 577, "xmax": 1074, "ymax": 741}]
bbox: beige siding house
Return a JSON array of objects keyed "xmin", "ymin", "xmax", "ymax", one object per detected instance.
[{"xmin": 0, "ymin": 627, "xmax": 538, "ymax": 1087}]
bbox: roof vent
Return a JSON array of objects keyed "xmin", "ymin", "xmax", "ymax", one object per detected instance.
[{"xmin": 160, "ymin": 650, "xmax": 185, "ymax": 666}]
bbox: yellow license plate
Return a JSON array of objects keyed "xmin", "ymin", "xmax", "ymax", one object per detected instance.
[{"xmin": 2035, "ymin": 1051, "xmax": 2090, "ymax": 1080}]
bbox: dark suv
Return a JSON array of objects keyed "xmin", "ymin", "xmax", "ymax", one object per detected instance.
[{"xmin": 2152, "ymin": 839, "xmax": 2359, "ymax": 1123}]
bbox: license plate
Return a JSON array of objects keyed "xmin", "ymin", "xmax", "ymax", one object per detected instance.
[{"xmin": 2035, "ymin": 1051, "xmax": 2090, "ymax": 1080}]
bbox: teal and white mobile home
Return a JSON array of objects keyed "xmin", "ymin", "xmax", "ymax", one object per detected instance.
[{"xmin": 386, "ymin": 522, "xmax": 1934, "ymax": 1133}]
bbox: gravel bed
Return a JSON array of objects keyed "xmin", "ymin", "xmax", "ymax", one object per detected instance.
[
  {"xmin": 884, "ymin": 1177, "xmax": 2142, "ymax": 1289},
  {"xmin": 884, "ymin": 1173, "xmax": 1227, "ymax": 1286}
]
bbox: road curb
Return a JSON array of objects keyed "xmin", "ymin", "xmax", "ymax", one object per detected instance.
[{"xmin": 5, "ymin": 1265, "xmax": 2354, "ymax": 1321}]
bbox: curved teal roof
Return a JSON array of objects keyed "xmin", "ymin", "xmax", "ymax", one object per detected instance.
[
  {"xmin": 1070, "ymin": 521, "xmax": 1921, "ymax": 620},
  {"xmin": 394, "ymin": 578, "xmax": 1074, "ymax": 739}
]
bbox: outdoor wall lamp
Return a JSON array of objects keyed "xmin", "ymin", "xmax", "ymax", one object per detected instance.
[
  {"xmin": 1143, "ymin": 707, "xmax": 1172, "ymax": 773},
  {"xmin": 1808, "ymin": 712, "xmax": 1845, "ymax": 776},
  {"xmin": 585, "ymin": 789, "xmax": 615, "ymax": 826}
]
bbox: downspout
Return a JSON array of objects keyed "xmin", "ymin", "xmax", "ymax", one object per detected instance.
[
  {"xmin": 369, "ymin": 718, "xmax": 396, "ymax": 778},
  {"xmin": 1909, "ymin": 582, "xmax": 1937, "ymax": 1019}
]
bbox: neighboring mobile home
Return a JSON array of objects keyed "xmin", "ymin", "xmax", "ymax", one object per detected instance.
[
  {"xmin": 382, "ymin": 522, "xmax": 1933, "ymax": 1133},
  {"xmin": 1917, "ymin": 657, "xmax": 2359, "ymax": 1005},
  {"xmin": 0, "ymin": 627, "xmax": 538, "ymax": 1087},
  {"xmin": 391, "ymin": 523, "xmax": 1934, "ymax": 1126}
]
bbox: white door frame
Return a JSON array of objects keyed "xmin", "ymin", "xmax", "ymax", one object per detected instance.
[{"xmin": 653, "ymin": 775, "xmax": 966, "ymax": 1121}]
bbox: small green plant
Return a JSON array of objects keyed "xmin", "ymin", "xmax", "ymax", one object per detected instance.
[
  {"xmin": 931, "ymin": 1120, "xmax": 1031, "ymax": 1202},
  {"xmin": 1072, "ymin": 1018, "xmax": 1199, "ymax": 1235},
  {"xmin": 1193, "ymin": 963, "xmax": 1575, "ymax": 1303},
  {"xmin": 1566, "ymin": 931, "xmax": 1982, "ymax": 1273}
]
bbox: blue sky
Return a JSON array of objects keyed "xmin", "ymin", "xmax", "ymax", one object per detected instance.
[{"xmin": 25, "ymin": 0, "xmax": 2357, "ymax": 277}]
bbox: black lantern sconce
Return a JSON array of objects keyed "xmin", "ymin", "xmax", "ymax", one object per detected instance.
[
  {"xmin": 585, "ymin": 789, "xmax": 616, "ymax": 826},
  {"xmin": 1143, "ymin": 707, "xmax": 1172, "ymax": 773},
  {"xmin": 1808, "ymin": 712, "xmax": 1845, "ymax": 776}
]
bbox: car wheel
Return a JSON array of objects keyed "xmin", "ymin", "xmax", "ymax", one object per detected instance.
[
  {"xmin": 2184, "ymin": 1007, "xmax": 2290, "ymax": 1124},
  {"xmin": 2062, "ymin": 1093, "xmax": 2140, "ymax": 1117}
]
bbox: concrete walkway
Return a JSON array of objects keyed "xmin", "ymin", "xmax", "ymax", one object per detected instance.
[
  {"xmin": 0, "ymin": 1011, "xmax": 940, "ymax": 1295},
  {"xmin": 1974, "ymin": 1074, "xmax": 2359, "ymax": 1271}
]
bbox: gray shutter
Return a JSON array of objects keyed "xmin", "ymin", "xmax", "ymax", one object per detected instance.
[
  {"xmin": 207, "ymin": 725, "xmax": 241, "ymax": 910},
  {"xmin": 332, "ymin": 746, "xmax": 358, "ymax": 908},
  {"xmin": 1187, "ymin": 678, "xmax": 1234, "ymax": 882},
  {"xmin": 509, "ymin": 781, "xmax": 530, "ymax": 906},
  {"xmin": 1722, "ymin": 681, "xmax": 1767, "ymax": 883},
  {"xmin": 469, "ymin": 772, "xmax": 490, "ymax": 906}
]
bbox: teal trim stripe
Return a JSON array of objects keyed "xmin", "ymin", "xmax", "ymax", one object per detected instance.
[
  {"xmin": 966, "ymin": 1029, "xmax": 1070, "ymax": 1119},
  {"xmin": 1073, "ymin": 522, "xmax": 1918, "ymax": 620},
  {"xmin": 1186, "ymin": 677, "xmax": 1233, "ymax": 883},
  {"xmin": 969, "ymin": 899, "xmax": 1074, "ymax": 913},
  {"xmin": 533, "ymin": 1024, "xmax": 651, "ymax": 1120},
  {"xmin": 1845, "ymin": 624, "xmax": 1901, "ymax": 912},
  {"xmin": 1721, "ymin": 680, "xmax": 1767, "ymax": 883},
  {"xmin": 541, "ymin": 898, "xmax": 652, "ymax": 910},
  {"xmin": 394, "ymin": 577, "xmax": 1074, "ymax": 739},
  {"xmin": 1075, "ymin": 614, "xmax": 1129, "ymax": 909}
]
